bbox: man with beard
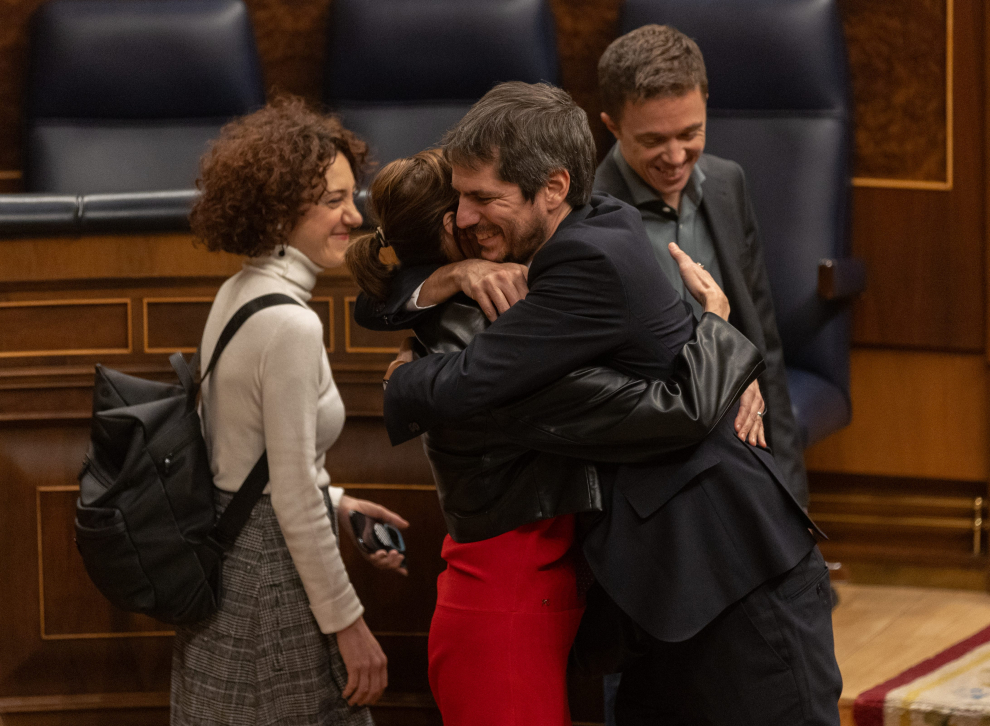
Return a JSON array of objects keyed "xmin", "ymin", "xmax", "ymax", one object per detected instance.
[{"xmin": 359, "ymin": 81, "xmax": 840, "ymax": 725}]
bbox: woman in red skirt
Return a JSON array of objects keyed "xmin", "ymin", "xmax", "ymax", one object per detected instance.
[
  {"xmin": 429, "ymin": 517, "xmax": 585, "ymax": 725},
  {"xmin": 346, "ymin": 151, "xmax": 743, "ymax": 725}
]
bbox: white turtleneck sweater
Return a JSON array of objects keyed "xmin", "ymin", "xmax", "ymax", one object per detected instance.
[{"xmin": 200, "ymin": 245, "xmax": 362, "ymax": 634}]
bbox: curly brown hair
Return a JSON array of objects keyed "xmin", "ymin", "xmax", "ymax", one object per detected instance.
[{"xmin": 191, "ymin": 95, "xmax": 369, "ymax": 257}]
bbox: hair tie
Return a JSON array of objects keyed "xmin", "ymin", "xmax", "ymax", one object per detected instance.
[{"xmin": 374, "ymin": 226, "xmax": 390, "ymax": 248}]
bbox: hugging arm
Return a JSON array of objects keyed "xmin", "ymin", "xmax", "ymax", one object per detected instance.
[
  {"xmin": 353, "ymin": 260, "xmax": 531, "ymax": 332},
  {"xmin": 352, "ymin": 264, "xmax": 439, "ymax": 332},
  {"xmin": 384, "ymin": 242, "xmax": 647, "ymax": 444},
  {"xmin": 490, "ymin": 313, "xmax": 765, "ymax": 463}
]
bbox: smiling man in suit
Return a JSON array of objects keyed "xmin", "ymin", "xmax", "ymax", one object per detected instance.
[{"xmin": 594, "ymin": 24, "xmax": 809, "ymax": 510}]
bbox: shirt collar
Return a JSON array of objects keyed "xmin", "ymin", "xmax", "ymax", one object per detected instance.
[
  {"xmin": 243, "ymin": 244, "xmax": 321, "ymax": 300},
  {"xmin": 613, "ymin": 143, "xmax": 706, "ymax": 211}
]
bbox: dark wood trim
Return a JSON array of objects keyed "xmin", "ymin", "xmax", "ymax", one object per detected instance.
[{"xmin": 0, "ymin": 692, "xmax": 169, "ymax": 714}]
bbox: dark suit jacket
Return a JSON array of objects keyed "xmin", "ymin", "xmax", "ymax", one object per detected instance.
[
  {"xmin": 595, "ymin": 149, "xmax": 809, "ymax": 507},
  {"xmin": 380, "ymin": 193, "xmax": 817, "ymax": 641}
]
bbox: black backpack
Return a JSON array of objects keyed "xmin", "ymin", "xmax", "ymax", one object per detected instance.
[{"xmin": 75, "ymin": 293, "xmax": 301, "ymax": 624}]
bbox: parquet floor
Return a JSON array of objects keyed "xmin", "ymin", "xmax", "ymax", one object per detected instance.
[{"xmin": 832, "ymin": 582, "xmax": 990, "ymax": 725}]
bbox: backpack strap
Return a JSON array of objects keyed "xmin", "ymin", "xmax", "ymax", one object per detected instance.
[
  {"xmin": 203, "ymin": 293, "xmax": 302, "ymax": 381},
  {"xmin": 195, "ymin": 292, "xmax": 303, "ymax": 552},
  {"xmin": 209, "ymin": 452, "xmax": 270, "ymax": 549},
  {"xmin": 172, "ymin": 293, "xmax": 302, "ymax": 410}
]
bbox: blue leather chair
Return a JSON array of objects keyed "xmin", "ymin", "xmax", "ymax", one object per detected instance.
[
  {"xmin": 621, "ymin": 0, "xmax": 862, "ymax": 449},
  {"xmin": 323, "ymin": 0, "xmax": 560, "ymax": 169},
  {"xmin": 24, "ymin": 0, "xmax": 265, "ymax": 194}
]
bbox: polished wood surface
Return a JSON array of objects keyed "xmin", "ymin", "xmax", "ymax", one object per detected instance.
[
  {"xmin": 0, "ymin": 234, "xmax": 242, "ymax": 283},
  {"xmin": 849, "ymin": 0, "xmax": 984, "ymax": 350},
  {"xmin": 810, "ymin": 471, "xmax": 989, "ymax": 576},
  {"xmin": 805, "ymin": 350, "xmax": 988, "ymax": 480},
  {"xmin": 841, "ymin": 0, "xmax": 949, "ymax": 185}
]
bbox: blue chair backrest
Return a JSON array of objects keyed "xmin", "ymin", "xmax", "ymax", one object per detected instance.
[
  {"xmin": 324, "ymin": 0, "xmax": 560, "ymax": 167},
  {"xmin": 25, "ymin": 0, "xmax": 265, "ymax": 193},
  {"xmin": 621, "ymin": 0, "xmax": 854, "ymax": 441}
]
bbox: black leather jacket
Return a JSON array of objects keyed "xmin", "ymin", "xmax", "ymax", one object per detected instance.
[{"xmin": 414, "ymin": 299, "xmax": 765, "ymax": 543}]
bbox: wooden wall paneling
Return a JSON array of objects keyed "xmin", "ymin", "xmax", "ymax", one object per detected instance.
[
  {"xmin": 0, "ymin": 424, "xmax": 173, "ymax": 698},
  {"xmin": 0, "ymin": 299, "xmax": 131, "ymax": 358},
  {"xmin": 547, "ymin": 0, "xmax": 623, "ymax": 161},
  {"xmin": 0, "ymin": 0, "xmax": 45, "ymax": 173},
  {"xmin": 805, "ymin": 349, "xmax": 988, "ymax": 480},
  {"xmin": 808, "ymin": 472, "xmax": 988, "ymax": 564},
  {"xmin": 0, "ymin": 170, "xmax": 23, "ymax": 188},
  {"xmin": 984, "ymin": 0, "xmax": 990, "ymax": 590},
  {"xmin": 310, "ymin": 296, "xmax": 334, "ymax": 352},
  {"xmin": 849, "ymin": 0, "xmax": 985, "ymax": 350},
  {"xmin": 36, "ymin": 487, "xmax": 172, "ymax": 639},
  {"xmin": 806, "ymin": 472, "xmax": 990, "ymax": 589},
  {"xmin": 841, "ymin": 0, "xmax": 952, "ymax": 187},
  {"xmin": 0, "ymin": 693, "xmax": 169, "ymax": 726},
  {"xmin": 325, "ymin": 416, "xmax": 434, "ymax": 486},
  {"xmin": 0, "ymin": 236, "xmax": 241, "ymax": 284},
  {"xmin": 142, "ymin": 297, "xmax": 213, "ymax": 353},
  {"xmin": 244, "ymin": 0, "xmax": 328, "ymax": 105},
  {"xmin": 335, "ymin": 486, "xmax": 446, "ymax": 636},
  {"xmin": 0, "ymin": 376, "xmax": 93, "ymax": 422}
]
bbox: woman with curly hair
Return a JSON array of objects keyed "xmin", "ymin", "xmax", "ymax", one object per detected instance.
[{"xmin": 171, "ymin": 96, "xmax": 407, "ymax": 726}]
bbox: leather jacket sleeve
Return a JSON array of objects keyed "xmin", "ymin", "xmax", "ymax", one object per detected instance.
[
  {"xmin": 488, "ymin": 313, "xmax": 765, "ymax": 462},
  {"xmin": 353, "ymin": 263, "xmax": 440, "ymax": 332},
  {"xmin": 416, "ymin": 300, "xmax": 765, "ymax": 542},
  {"xmin": 416, "ymin": 299, "xmax": 766, "ymax": 463}
]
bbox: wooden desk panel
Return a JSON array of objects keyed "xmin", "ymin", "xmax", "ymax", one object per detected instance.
[{"xmin": 0, "ymin": 234, "xmax": 442, "ymax": 723}]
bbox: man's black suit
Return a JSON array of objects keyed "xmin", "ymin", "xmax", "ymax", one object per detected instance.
[
  {"xmin": 381, "ymin": 194, "xmax": 839, "ymax": 724},
  {"xmin": 595, "ymin": 149, "xmax": 810, "ymax": 507}
]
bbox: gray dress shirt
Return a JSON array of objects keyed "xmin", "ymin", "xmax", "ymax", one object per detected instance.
[{"xmin": 613, "ymin": 144, "xmax": 723, "ymax": 320}]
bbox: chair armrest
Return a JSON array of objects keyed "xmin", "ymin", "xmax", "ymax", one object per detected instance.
[{"xmin": 818, "ymin": 258, "xmax": 866, "ymax": 301}]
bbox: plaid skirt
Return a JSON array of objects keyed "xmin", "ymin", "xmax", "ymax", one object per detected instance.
[{"xmin": 170, "ymin": 488, "xmax": 374, "ymax": 726}]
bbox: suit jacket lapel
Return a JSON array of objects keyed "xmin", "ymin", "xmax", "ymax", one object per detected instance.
[{"xmin": 697, "ymin": 157, "xmax": 767, "ymax": 353}]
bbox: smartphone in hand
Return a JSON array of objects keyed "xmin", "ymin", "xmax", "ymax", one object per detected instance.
[{"xmin": 349, "ymin": 510, "xmax": 407, "ymax": 569}]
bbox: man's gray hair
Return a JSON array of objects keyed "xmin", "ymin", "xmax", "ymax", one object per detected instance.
[{"xmin": 442, "ymin": 82, "xmax": 596, "ymax": 208}]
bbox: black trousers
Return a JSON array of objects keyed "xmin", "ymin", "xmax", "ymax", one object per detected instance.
[{"xmin": 609, "ymin": 547, "xmax": 841, "ymax": 726}]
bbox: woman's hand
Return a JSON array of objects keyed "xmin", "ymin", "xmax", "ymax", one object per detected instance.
[
  {"xmin": 338, "ymin": 495, "xmax": 409, "ymax": 576},
  {"xmin": 668, "ymin": 242, "xmax": 730, "ymax": 320},
  {"xmin": 335, "ymin": 615, "xmax": 388, "ymax": 706},
  {"xmin": 734, "ymin": 380, "xmax": 767, "ymax": 448}
]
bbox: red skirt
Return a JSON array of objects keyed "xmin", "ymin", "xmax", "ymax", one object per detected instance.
[{"xmin": 428, "ymin": 515, "xmax": 584, "ymax": 726}]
